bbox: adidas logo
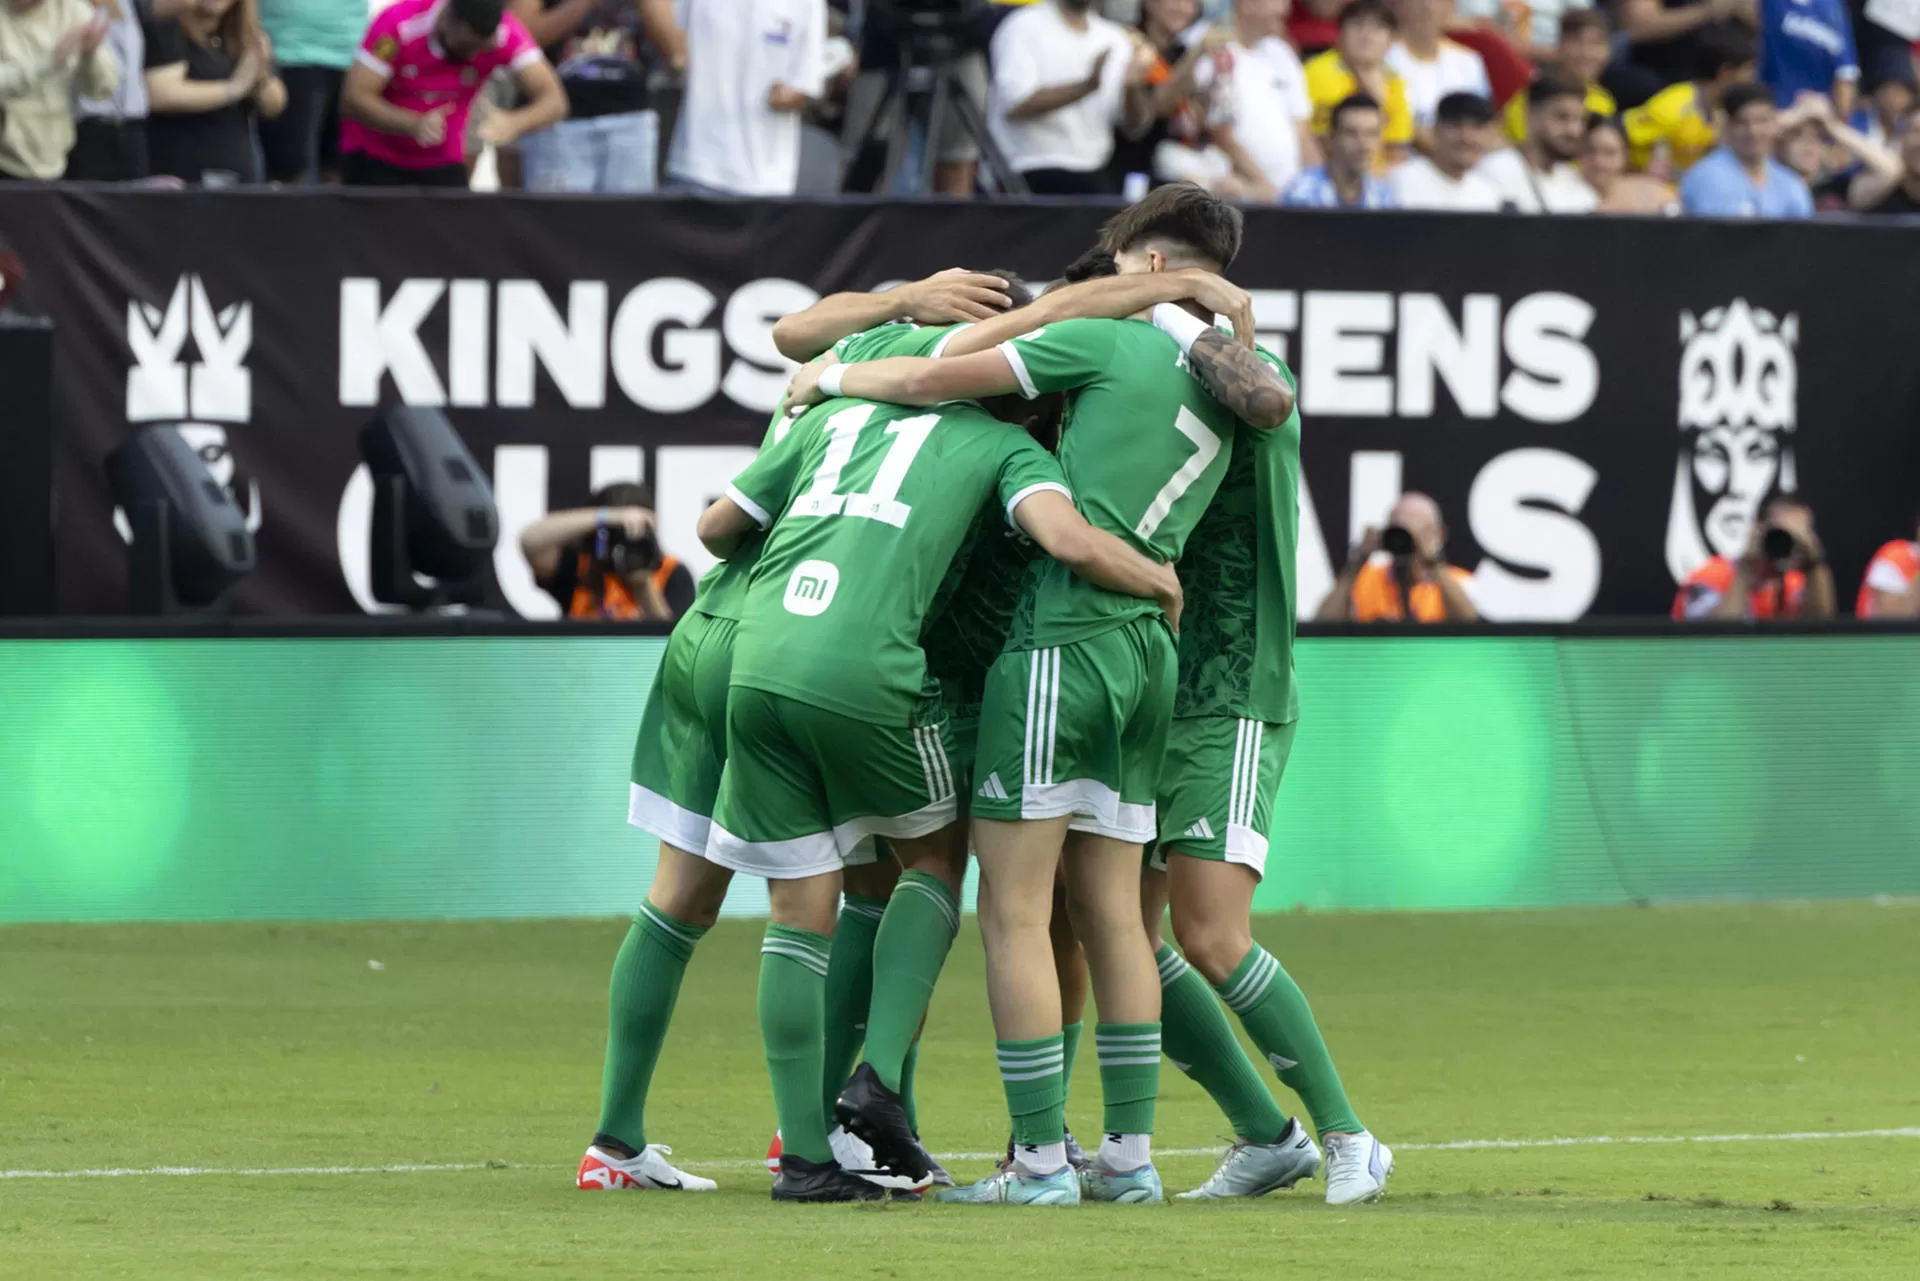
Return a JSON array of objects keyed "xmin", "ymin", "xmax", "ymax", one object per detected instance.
[
  {"xmin": 1184, "ymin": 818, "xmax": 1215, "ymax": 840},
  {"xmin": 977, "ymin": 772, "xmax": 1010, "ymax": 801}
]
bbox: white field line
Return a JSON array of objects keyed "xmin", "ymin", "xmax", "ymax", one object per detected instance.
[{"xmin": 4, "ymin": 1128, "xmax": 1917, "ymax": 1180}]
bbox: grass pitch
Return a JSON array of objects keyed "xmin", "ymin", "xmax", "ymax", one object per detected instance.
[{"xmin": 4, "ymin": 903, "xmax": 1918, "ymax": 1279}]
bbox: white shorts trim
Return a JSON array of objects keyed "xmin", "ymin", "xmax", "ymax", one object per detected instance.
[
  {"xmin": 704, "ymin": 823, "xmax": 843, "ymax": 881},
  {"xmin": 1021, "ymin": 778, "xmax": 1157, "ymax": 844},
  {"xmin": 628, "ymin": 783, "xmax": 713, "ymax": 858},
  {"xmin": 1224, "ymin": 821, "xmax": 1269, "ymax": 877},
  {"xmin": 831, "ymin": 794, "xmax": 962, "ymax": 858}
]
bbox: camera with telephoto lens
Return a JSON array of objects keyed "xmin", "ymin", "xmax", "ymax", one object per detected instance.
[
  {"xmin": 596, "ymin": 523, "xmax": 660, "ymax": 576},
  {"xmin": 1762, "ymin": 526, "xmax": 1798, "ymax": 564},
  {"xmin": 1381, "ymin": 526, "xmax": 1416, "ymax": 558}
]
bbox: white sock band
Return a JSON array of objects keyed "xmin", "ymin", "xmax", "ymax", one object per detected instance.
[
  {"xmin": 1099, "ymin": 1132, "xmax": 1153, "ymax": 1173},
  {"xmin": 1016, "ymin": 1141, "xmax": 1068, "ymax": 1176}
]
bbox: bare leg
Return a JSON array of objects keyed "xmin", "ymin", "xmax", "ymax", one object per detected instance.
[
  {"xmin": 1061, "ymin": 831, "xmax": 1159, "ymax": 1025},
  {"xmin": 972, "ymin": 815, "xmax": 1072, "ymax": 1040},
  {"xmin": 647, "ymin": 841, "xmax": 733, "ymax": 927}
]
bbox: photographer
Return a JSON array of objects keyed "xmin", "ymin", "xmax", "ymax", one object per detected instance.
[
  {"xmin": 1673, "ymin": 496, "xmax": 1836, "ymax": 621},
  {"xmin": 1316, "ymin": 491, "xmax": 1479, "ymax": 623},
  {"xmin": 520, "ymin": 483, "xmax": 695, "ymax": 622}
]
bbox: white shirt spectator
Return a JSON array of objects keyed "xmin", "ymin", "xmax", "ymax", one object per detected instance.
[
  {"xmin": 1475, "ymin": 146, "xmax": 1599, "ymax": 211},
  {"xmin": 1387, "ymin": 154, "xmax": 1504, "ymax": 209},
  {"xmin": 1386, "ymin": 38, "xmax": 1491, "ymax": 130},
  {"xmin": 988, "ymin": 0, "xmax": 1132, "ymax": 176},
  {"xmin": 667, "ymin": 0, "xmax": 825, "ymax": 196},
  {"xmin": 1212, "ymin": 34, "xmax": 1314, "ymax": 191}
]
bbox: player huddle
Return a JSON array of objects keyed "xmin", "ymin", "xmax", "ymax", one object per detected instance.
[{"xmin": 577, "ymin": 184, "xmax": 1393, "ymax": 1207}]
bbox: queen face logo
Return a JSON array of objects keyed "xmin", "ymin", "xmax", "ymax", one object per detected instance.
[
  {"xmin": 1666, "ymin": 299, "xmax": 1799, "ymax": 584},
  {"xmin": 118, "ymin": 276, "xmax": 261, "ymax": 539}
]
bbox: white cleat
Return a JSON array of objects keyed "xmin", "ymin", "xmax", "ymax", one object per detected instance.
[
  {"xmin": 831, "ymin": 1124, "xmax": 931, "ymax": 1191},
  {"xmin": 1322, "ymin": 1131, "xmax": 1393, "ymax": 1205},
  {"xmin": 1178, "ymin": 1118, "xmax": 1323, "ymax": 1199},
  {"xmin": 576, "ymin": 1143, "xmax": 717, "ymax": 1191}
]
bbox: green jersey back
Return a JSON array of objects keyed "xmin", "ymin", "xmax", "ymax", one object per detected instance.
[
  {"xmin": 999, "ymin": 317, "xmax": 1240, "ymax": 651},
  {"xmin": 923, "ymin": 515, "xmax": 1040, "ymax": 716},
  {"xmin": 728, "ymin": 397, "xmax": 1068, "ymax": 725},
  {"xmin": 1174, "ymin": 354, "xmax": 1301, "ymax": 725},
  {"xmin": 690, "ymin": 322, "xmax": 958, "ymax": 620}
]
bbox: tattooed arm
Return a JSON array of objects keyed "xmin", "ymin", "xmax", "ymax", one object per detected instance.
[{"xmin": 1186, "ymin": 326, "xmax": 1296, "ymax": 431}]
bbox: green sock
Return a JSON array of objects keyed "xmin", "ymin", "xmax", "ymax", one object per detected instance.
[
  {"xmin": 998, "ymin": 1034, "xmax": 1066, "ymax": 1146},
  {"xmin": 758, "ymin": 924, "xmax": 833, "ymax": 1165},
  {"xmin": 820, "ymin": 894, "xmax": 886, "ymax": 1122},
  {"xmin": 1094, "ymin": 1022, "xmax": 1161, "ymax": 1136},
  {"xmin": 595, "ymin": 903, "xmax": 707, "ymax": 1150},
  {"xmin": 900, "ymin": 1038, "xmax": 920, "ymax": 1135},
  {"xmin": 1216, "ymin": 944, "xmax": 1363, "ymax": 1138},
  {"xmin": 1060, "ymin": 1019, "xmax": 1084, "ymax": 1089},
  {"xmin": 1155, "ymin": 945, "xmax": 1289, "ymax": 1143},
  {"xmin": 864, "ymin": 871, "xmax": 960, "ymax": 1092}
]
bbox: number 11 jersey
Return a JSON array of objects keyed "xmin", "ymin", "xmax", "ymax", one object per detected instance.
[{"xmin": 726, "ymin": 398, "xmax": 1069, "ymax": 727}]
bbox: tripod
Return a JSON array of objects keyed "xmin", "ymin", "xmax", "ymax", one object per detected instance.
[{"xmin": 840, "ymin": 22, "xmax": 1029, "ymax": 197}]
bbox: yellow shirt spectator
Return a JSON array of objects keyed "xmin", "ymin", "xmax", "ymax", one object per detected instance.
[
  {"xmin": 1304, "ymin": 50, "xmax": 1414, "ymax": 156},
  {"xmin": 1622, "ymin": 82, "xmax": 1718, "ymax": 173},
  {"xmin": 1504, "ymin": 82, "xmax": 1616, "ymax": 145}
]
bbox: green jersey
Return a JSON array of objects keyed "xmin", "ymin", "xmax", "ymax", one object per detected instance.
[
  {"xmin": 923, "ymin": 515, "xmax": 1040, "ymax": 714},
  {"xmin": 1173, "ymin": 357, "xmax": 1302, "ymax": 725},
  {"xmin": 727, "ymin": 396, "xmax": 1068, "ymax": 725},
  {"xmin": 690, "ymin": 322, "xmax": 959, "ymax": 620},
  {"xmin": 998, "ymin": 317, "xmax": 1242, "ymax": 651}
]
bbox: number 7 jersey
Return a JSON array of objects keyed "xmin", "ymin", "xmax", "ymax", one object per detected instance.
[
  {"xmin": 725, "ymin": 398, "xmax": 1069, "ymax": 726},
  {"xmin": 998, "ymin": 316, "xmax": 1263, "ymax": 651}
]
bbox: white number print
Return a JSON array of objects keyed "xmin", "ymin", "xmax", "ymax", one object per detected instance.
[
  {"xmin": 1134, "ymin": 405, "xmax": 1223, "ymax": 540},
  {"xmin": 792, "ymin": 404, "xmax": 942, "ymax": 529}
]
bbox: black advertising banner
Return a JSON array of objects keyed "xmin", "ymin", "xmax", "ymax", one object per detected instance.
[{"xmin": 3, "ymin": 187, "xmax": 1918, "ymax": 618}]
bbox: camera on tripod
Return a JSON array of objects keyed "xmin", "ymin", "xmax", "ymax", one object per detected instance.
[{"xmin": 869, "ymin": 0, "xmax": 991, "ymax": 61}]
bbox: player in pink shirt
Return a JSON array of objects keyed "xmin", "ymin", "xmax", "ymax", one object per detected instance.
[{"xmin": 339, "ymin": 0, "xmax": 567, "ymax": 186}]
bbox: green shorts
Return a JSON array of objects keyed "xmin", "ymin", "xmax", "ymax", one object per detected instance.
[
  {"xmin": 707, "ymin": 687, "xmax": 960, "ymax": 880},
  {"xmin": 628, "ymin": 611, "xmax": 736, "ymax": 857},
  {"xmin": 1150, "ymin": 718, "xmax": 1295, "ymax": 879},
  {"xmin": 970, "ymin": 618, "xmax": 1175, "ymax": 844}
]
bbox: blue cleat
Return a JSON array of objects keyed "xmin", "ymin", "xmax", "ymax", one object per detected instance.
[
  {"xmin": 934, "ymin": 1165, "xmax": 1081, "ymax": 1206},
  {"xmin": 1079, "ymin": 1161, "xmax": 1164, "ymax": 1204}
]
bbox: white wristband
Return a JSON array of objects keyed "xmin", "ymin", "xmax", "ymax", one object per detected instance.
[
  {"xmin": 817, "ymin": 364, "xmax": 847, "ymax": 398},
  {"xmin": 1150, "ymin": 303, "xmax": 1210, "ymax": 358}
]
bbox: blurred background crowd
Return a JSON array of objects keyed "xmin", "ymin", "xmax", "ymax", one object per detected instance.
[{"xmin": 3, "ymin": 0, "xmax": 1918, "ymax": 216}]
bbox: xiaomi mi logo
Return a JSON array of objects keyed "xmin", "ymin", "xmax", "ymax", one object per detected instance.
[{"xmin": 783, "ymin": 560, "xmax": 839, "ymax": 616}]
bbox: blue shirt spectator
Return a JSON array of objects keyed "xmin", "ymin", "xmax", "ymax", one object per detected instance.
[
  {"xmin": 1681, "ymin": 146, "xmax": 1817, "ymax": 216},
  {"xmin": 1284, "ymin": 164, "xmax": 1397, "ymax": 208},
  {"xmin": 1759, "ymin": 0, "xmax": 1860, "ymax": 109}
]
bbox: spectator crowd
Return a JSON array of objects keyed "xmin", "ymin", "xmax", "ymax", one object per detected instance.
[{"xmin": 0, "ymin": 0, "xmax": 1916, "ymax": 214}]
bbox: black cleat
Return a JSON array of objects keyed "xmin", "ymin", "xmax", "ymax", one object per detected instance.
[
  {"xmin": 835, "ymin": 1063, "xmax": 931, "ymax": 1184},
  {"xmin": 770, "ymin": 1154, "xmax": 888, "ymax": 1203}
]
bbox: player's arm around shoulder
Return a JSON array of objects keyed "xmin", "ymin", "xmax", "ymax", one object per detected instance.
[
  {"xmin": 1011, "ymin": 487, "xmax": 1184, "ymax": 633},
  {"xmin": 1153, "ymin": 304, "xmax": 1296, "ymax": 430}
]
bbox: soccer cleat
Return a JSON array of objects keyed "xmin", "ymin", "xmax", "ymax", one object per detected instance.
[
  {"xmin": 770, "ymin": 1153, "xmax": 889, "ymax": 1203},
  {"xmin": 1079, "ymin": 1160, "xmax": 1164, "ymax": 1204},
  {"xmin": 1177, "ymin": 1119, "xmax": 1323, "ymax": 1200},
  {"xmin": 934, "ymin": 1164, "xmax": 1080, "ymax": 1206},
  {"xmin": 918, "ymin": 1138, "xmax": 955, "ymax": 1188},
  {"xmin": 1322, "ymin": 1130, "xmax": 1394, "ymax": 1205},
  {"xmin": 576, "ymin": 1143, "xmax": 717, "ymax": 1191},
  {"xmin": 834, "ymin": 1063, "xmax": 931, "ymax": 1184},
  {"xmin": 831, "ymin": 1124, "xmax": 931, "ymax": 1191}
]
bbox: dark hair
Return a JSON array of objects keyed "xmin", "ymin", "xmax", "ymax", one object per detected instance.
[
  {"xmin": 1558, "ymin": 8, "xmax": 1609, "ymax": 40},
  {"xmin": 593, "ymin": 482, "xmax": 653, "ymax": 510},
  {"xmin": 1721, "ymin": 82, "xmax": 1774, "ymax": 120},
  {"xmin": 1529, "ymin": 70, "xmax": 1586, "ymax": 111},
  {"xmin": 1697, "ymin": 23, "xmax": 1757, "ymax": 77},
  {"xmin": 1338, "ymin": 0, "xmax": 1396, "ymax": 30},
  {"xmin": 1435, "ymin": 91, "xmax": 1495, "ymax": 127},
  {"xmin": 1585, "ymin": 112, "xmax": 1627, "ymax": 143},
  {"xmin": 1097, "ymin": 181, "xmax": 1244, "ymax": 270},
  {"xmin": 981, "ymin": 268, "xmax": 1038, "ymax": 309},
  {"xmin": 1329, "ymin": 92, "xmax": 1382, "ymax": 130},
  {"xmin": 1060, "ymin": 246, "xmax": 1119, "ymax": 283},
  {"xmin": 1866, "ymin": 66, "xmax": 1919, "ymax": 96},
  {"xmin": 450, "ymin": 0, "xmax": 506, "ymax": 37}
]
